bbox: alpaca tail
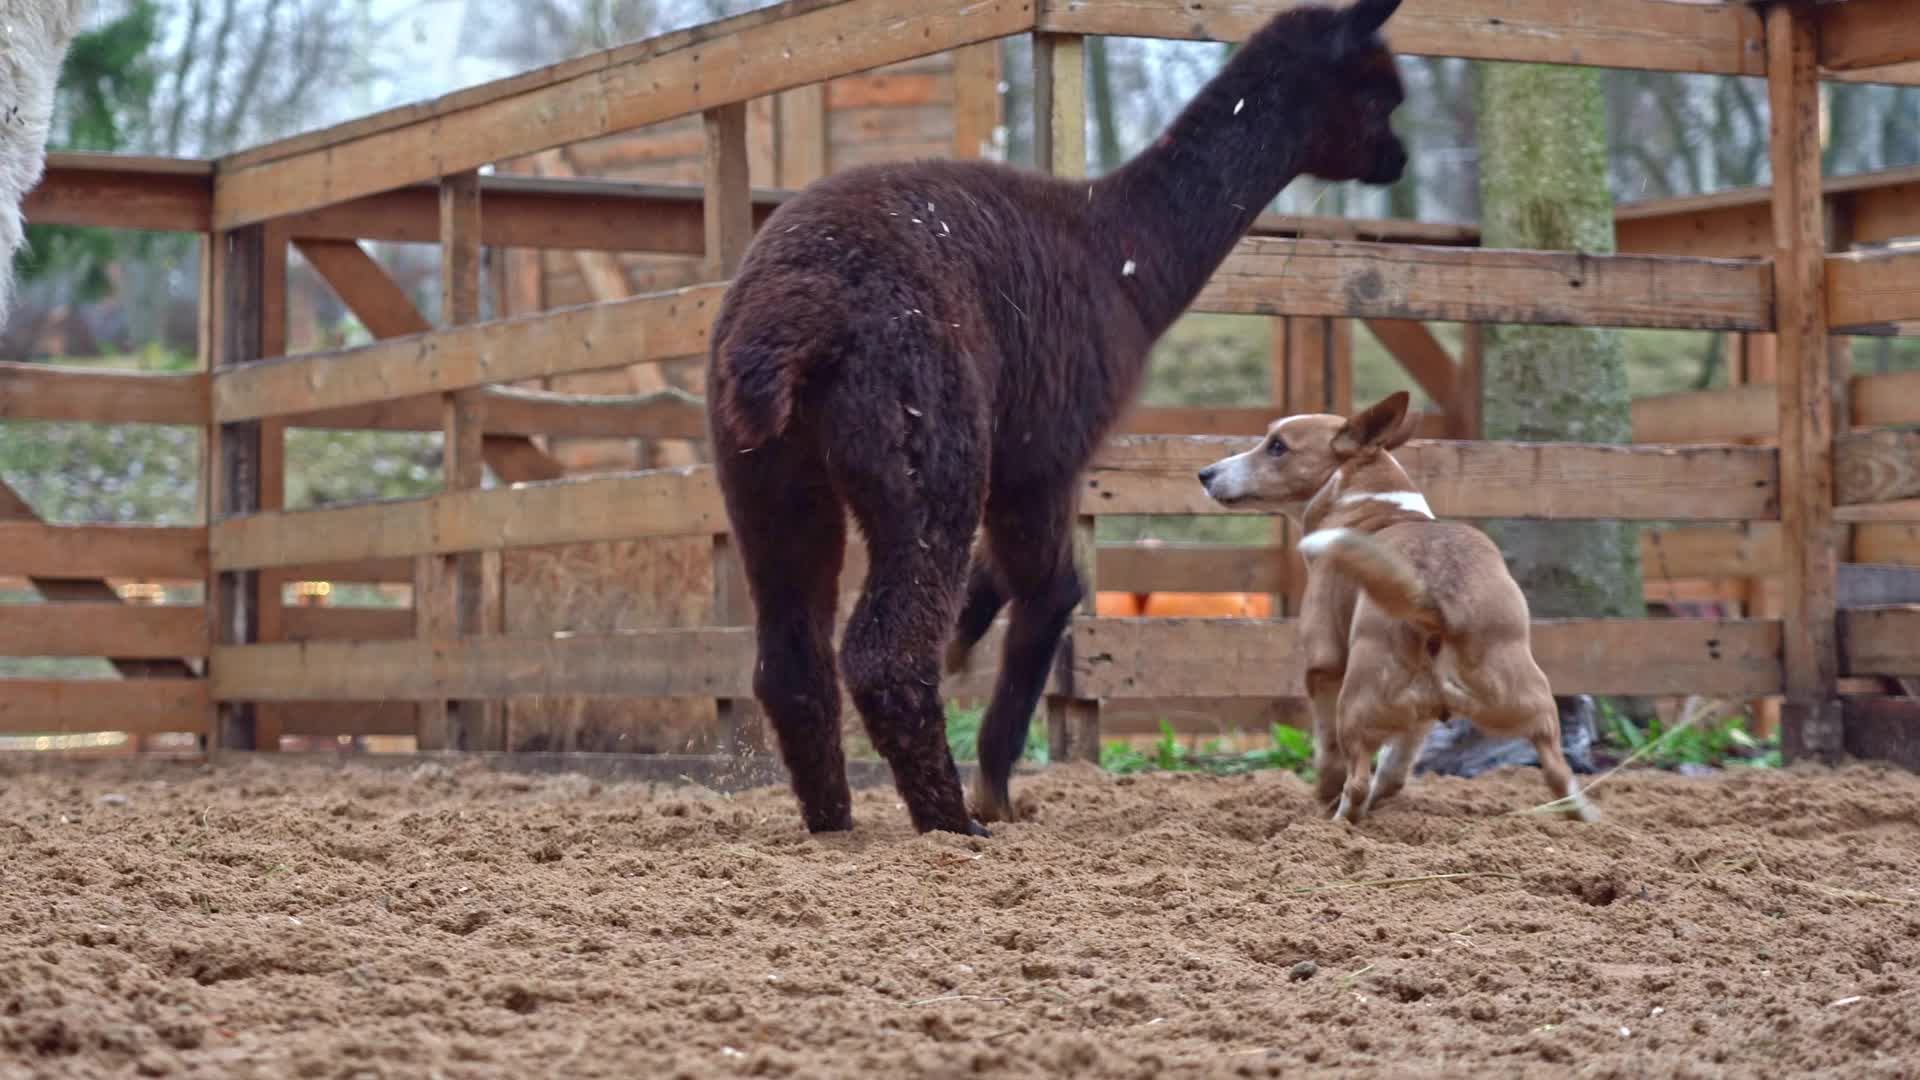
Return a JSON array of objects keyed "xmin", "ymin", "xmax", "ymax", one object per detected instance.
[
  {"xmin": 1297, "ymin": 527, "xmax": 1443, "ymax": 632},
  {"xmin": 711, "ymin": 334, "xmax": 823, "ymax": 447}
]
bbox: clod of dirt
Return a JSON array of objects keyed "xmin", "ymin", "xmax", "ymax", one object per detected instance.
[{"xmin": 1290, "ymin": 960, "xmax": 1319, "ymax": 981}]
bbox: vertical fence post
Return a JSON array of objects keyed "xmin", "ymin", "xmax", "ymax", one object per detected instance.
[
  {"xmin": 1034, "ymin": 32, "xmax": 1102, "ymax": 764},
  {"xmin": 418, "ymin": 169, "xmax": 501, "ymax": 751},
  {"xmin": 705, "ymin": 102, "xmax": 763, "ymax": 757},
  {"xmin": 207, "ymin": 224, "xmax": 278, "ymax": 751},
  {"xmin": 1765, "ymin": 1, "xmax": 1843, "ymax": 761}
]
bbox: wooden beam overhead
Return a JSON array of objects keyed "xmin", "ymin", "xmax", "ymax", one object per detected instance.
[{"xmin": 211, "ymin": 0, "xmax": 1032, "ymax": 229}]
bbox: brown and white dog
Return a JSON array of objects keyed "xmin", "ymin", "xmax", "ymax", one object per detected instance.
[{"xmin": 1197, "ymin": 390, "xmax": 1595, "ymax": 825}]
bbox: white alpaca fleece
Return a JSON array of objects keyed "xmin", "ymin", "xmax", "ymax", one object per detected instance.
[{"xmin": 1, "ymin": 0, "xmax": 88, "ymax": 327}]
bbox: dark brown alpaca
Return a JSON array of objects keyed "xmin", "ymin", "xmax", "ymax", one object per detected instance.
[{"xmin": 706, "ymin": 0, "xmax": 1411, "ymax": 836}]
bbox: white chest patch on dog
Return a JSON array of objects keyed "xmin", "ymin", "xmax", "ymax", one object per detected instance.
[{"xmin": 1339, "ymin": 491, "xmax": 1433, "ymax": 519}]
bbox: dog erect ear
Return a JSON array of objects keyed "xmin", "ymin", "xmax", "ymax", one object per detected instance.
[
  {"xmin": 1331, "ymin": 390, "xmax": 1411, "ymax": 455},
  {"xmin": 1383, "ymin": 404, "xmax": 1419, "ymax": 450}
]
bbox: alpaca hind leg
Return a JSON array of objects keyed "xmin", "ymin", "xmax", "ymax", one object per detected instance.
[
  {"xmin": 830, "ymin": 396, "xmax": 988, "ymax": 836},
  {"xmin": 971, "ymin": 493, "xmax": 1082, "ymax": 823},
  {"xmin": 945, "ymin": 551, "xmax": 1007, "ymax": 676},
  {"xmin": 715, "ymin": 442, "xmax": 851, "ymax": 832}
]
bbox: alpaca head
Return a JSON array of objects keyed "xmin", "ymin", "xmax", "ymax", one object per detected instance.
[{"xmin": 1295, "ymin": 0, "xmax": 1409, "ymax": 186}]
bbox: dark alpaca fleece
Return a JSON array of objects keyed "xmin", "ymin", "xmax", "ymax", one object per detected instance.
[{"xmin": 707, "ymin": 0, "xmax": 1411, "ymax": 836}]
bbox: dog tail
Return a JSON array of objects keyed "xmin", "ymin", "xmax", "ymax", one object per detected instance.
[{"xmin": 1297, "ymin": 527, "xmax": 1443, "ymax": 632}]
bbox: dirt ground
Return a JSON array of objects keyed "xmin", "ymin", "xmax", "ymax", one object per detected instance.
[{"xmin": 3, "ymin": 756, "xmax": 1918, "ymax": 1079}]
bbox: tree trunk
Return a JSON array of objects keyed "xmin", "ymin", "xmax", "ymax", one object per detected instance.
[
  {"xmin": 1475, "ymin": 61, "xmax": 1645, "ymax": 626},
  {"xmin": 1087, "ymin": 37, "xmax": 1123, "ymax": 174}
]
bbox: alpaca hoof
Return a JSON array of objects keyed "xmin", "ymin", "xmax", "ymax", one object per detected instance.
[
  {"xmin": 970, "ymin": 773, "xmax": 1017, "ymax": 824},
  {"xmin": 804, "ymin": 813, "xmax": 855, "ymax": 835},
  {"xmin": 966, "ymin": 819, "xmax": 993, "ymax": 839}
]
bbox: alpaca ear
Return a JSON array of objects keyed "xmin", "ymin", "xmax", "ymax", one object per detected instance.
[
  {"xmin": 1346, "ymin": 0, "xmax": 1402, "ymax": 37},
  {"xmin": 1331, "ymin": 390, "xmax": 1411, "ymax": 455}
]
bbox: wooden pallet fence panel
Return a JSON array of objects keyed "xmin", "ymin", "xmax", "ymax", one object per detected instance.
[
  {"xmin": 265, "ymin": 701, "xmax": 418, "ymax": 737},
  {"xmin": 20, "ymin": 154, "xmax": 212, "ymax": 232},
  {"xmin": 1038, "ymin": 0, "xmax": 1764, "ymax": 75},
  {"xmin": 1640, "ymin": 524, "xmax": 1782, "ymax": 580},
  {"xmin": 1116, "ymin": 406, "xmax": 1278, "ymax": 436},
  {"xmin": 212, "ymin": 0, "xmax": 1031, "ymax": 228},
  {"xmin": 1837, "ymin": 428, "xmax": 1920, "ymax": 507},
  {"xmin": 211, "ymin": 628, "xmax": 1026, "ymax": 702},
  {"xmin": 1631, "ymin": 370, "xmax": 1920, "ymax": 443},
  {"xmin": 1854, "ymin": 523, "xmax": 1920, "ymax": 566},
  {"xmin": 212, "ymin": 468, "xmax": 728, "ymax": 570},
  {"xmin": 1193, "ymin": 239, "xmax": 1773, "ymax": 330},
  {"xmin": 212, "ymin": 283, "xmax": 724, "ymax": 424},
  {"xmin": 1095, "ymin": 543, "xmax": 1286, "ymax": 595},
  {"xmin": 1828, "ymin": 247, "xmax": 1920, "ymax": 332},
  {"xmin": 279, "ymin": 606, "xmax": 414, "ymax": 642},
  {"xmin": 1083, "ymin": 436, "xmax": 1778, "ymax": 520},
  {"xmin": 1842, "ymin": 606, "xmax": 1920, "ymax": 677},
  {"xmin": 1820, "ymin": 0, "xmax": 1920, "ymax": 72},
  {"xmin": 3, "ymin": 523, "xmax": 208, "ymax": 580},
  {"xmin": 0, "ymin": 604, "xmax": 208, "ymax": 659},
  {"xmin": 0, "ymin": 364, "xmax": 209, "ymax": 426},
  {"xmin": 0, "ymin": 679, "xmax": 211, "ymax": 735},
  {"xmin": 1070, "ymin": 617, "xmax": 1783, "ymax": 699}
]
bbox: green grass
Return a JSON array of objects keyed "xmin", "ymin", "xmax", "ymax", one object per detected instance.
[
  {"xmin": 1597, "ymin": 701, "xmax": 1782, "ymax": 771},
  {"xmin": 1101, "ymin": 719, "xmax": 1316, "ymax": 778}
]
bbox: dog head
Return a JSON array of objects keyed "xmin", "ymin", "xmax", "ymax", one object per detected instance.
[{"xmin": 1196, "ymin": 390, "xmax": 1416, "ymax": 520}]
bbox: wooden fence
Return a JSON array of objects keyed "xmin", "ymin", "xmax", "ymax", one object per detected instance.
[{"xmin": 7, "ymin": 0, "xmax": 1920, "ymax": 769}]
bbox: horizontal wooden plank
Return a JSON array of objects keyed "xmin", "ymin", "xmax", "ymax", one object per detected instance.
[
  {"xmin": 0, "ymin": 364, "xmax": 208, "ymax": 426},
  {"xmin": 211, "ymin": 627, "xmax": 1029, "ymax": 701},
  {"xmin": 279, "ymin": 606, "xmax": 413, "ymax": 642},
  {"xmin": 212, "ymin": 468, "xmax": 728, "ymax": 570},
  {"xmin": 1086, "ymin": 436, "xmax": 1779, "ymax": 520},
  {"xmin": 1839, "ymin": 694, "xmax": 1920, "ymax": 773},
  {"xmin": 1855, "ymin": 523, "xmax": 1920, "ymax": 566},
  {"xmin": 1039, "ymin": 0, "xmax": 1765, "ymax": 75},
  {"xmin": 0, "ymin": 604, "xmax": 207, "ymax": 658},
  {"xmin": 1842, "ymin": 606, "xmax": 1920, "ymax": 677},
  {"xmin": 1820, "ymin": 0, "xmax": 1920, "ymax": 72},
  {"xmin": 1070, "ymin": 617, "xmax": 1783, "ymax": 699},
  {"xmin": 1096, "ymin": 542, "xmax": 1285, "ymax": 595},
  {"xmin": 1632, "ymin": 370, "xmax": 1920, "ymax": 443},
  {"xmin": 1631, "ymin": 382, "xmax": 1777, "ymax": 444},
  {"xmin": 1837, "ymin": 428, "xmax": 1920, "ymax": 507},
  {"xmin": 287, "ymin": 175, "xmax": 787, "ymax": 252},
  {"xmin": 1116, "ymin": 405, "xmax": 1277, "ymax": 437},
  {"xmin": 1193, "ymin": 239, "xmax": 1773, "ymax": 331},
  {"xmin": 263, "ymin": 701, "xmax": 417, "ymax": 738},
  {"xmin": 3, "ymin": 523, "xmax": 208, "ymax": 580},
  {"xmin": 1829, "ymin": 247, "xmax": 1920, "ymax": 332},
  {"xmin": 0, "ymin": 679, "xmax": 209, "ymax": 735},
  {"xmin": 212, "ymin": 283, "xmax": 723, "ymax": 423},
  {"xmin": 1640, "ymin": 524, "xmax": 1780, "ymax": 580},
  {"xmin": 292, "ymin": 385, "xmax": 709, "ymax": 440},
  {"xmin": 21, "ymin": 153, "xmax": 211, "ymax": 232},
  {"xmin": 211, "ymin": 0, "xmax": 1030, "ymax": 228}
]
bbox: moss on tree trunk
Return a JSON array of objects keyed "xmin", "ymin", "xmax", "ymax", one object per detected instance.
[{"xmin": 1475, "ymin": 62, "xmax": 1646, "ymax": 624}]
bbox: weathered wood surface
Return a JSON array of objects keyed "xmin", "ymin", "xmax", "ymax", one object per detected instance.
[
  {"xmin": 1819, "ymin": 0, "xmax": 1920, "ymax": 72},
  {"xmin": 1841, "ymin": 606, "xmax": 1920, "ymax": 678},
  {"xmin": 212, "ymin": 0, "xmax": 1031, "ymax": 228},
  {"xmin": 4, "ymin": 523, "xmax": 208, "ymax": 579},
  {"xmin": 1630, "ymin": 370, "xmax": 1920, "ymax": 443},
  {"xmin": 1836, "ymin": 428, "xmax": 1920, "ymax": 507},
  {"xmin": 1193, "ymin": 239, "xmax": 1773, "ymax": 331},
  {"xmin": 1039, "ymin": 0, "xmax": 1767, "ymax": 75},
  {"xmin": 0, "ymin": 680, "xmax": 210, "ymax": 735},
  {"xmin": 1828, "ymin": 248, "xmax": 1920, "ymax": 332},
  {"xmin": 1069, "ymin": 617, "xmax": 1784, "ymax": 699},
  {"xmin": 0, "ymin": 604, "xmax": 208, "ymax": 659},
  {"xmin": 212, "ymin": 283, "xmax": 724, "ymax": 423},
  {"xmin": 0, "ymin": 364, "xmax": 208, "ymax": 426},
  {"xmin": 1086, "ymin": 436, "xmax": 1779, "ymax": 520}
]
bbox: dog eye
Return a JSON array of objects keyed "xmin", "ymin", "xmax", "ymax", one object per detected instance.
[{"xmin": 1266, "ymin": 437, "xmax": 1288, "ymax": 457}]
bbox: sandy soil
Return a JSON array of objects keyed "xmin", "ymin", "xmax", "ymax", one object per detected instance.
[{"xmin": 3, "ymin": 755, "xmax": 1918, "ymax": 1079}]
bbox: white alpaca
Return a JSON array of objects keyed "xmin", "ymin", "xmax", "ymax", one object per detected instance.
[{"xmin": 2, "ymin": 0, "xmax": 87, "ymax": 328}]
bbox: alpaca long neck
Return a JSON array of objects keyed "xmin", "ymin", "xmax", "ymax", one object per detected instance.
[{"xmin": 1089, "ymin": 34, "xmax": 1321, "ymax": 339}]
